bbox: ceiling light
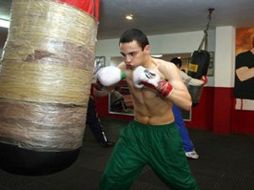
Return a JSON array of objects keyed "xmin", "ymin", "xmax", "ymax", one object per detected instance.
[
  {"xmin": 125, "ymin": 14, "xmax": 134, "ymax": 20},
  {"xmin": 0, "ymin": 19, "xmax": 10, "ymax": 28},
  {"xmin": 152, "ymin": 54, "xmax": 163, "ymax": 58}
]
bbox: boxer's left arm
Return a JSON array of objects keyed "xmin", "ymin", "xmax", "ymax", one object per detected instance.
[
  {"xmin": 96, "ymin": 65, "xmax": 126, "ymax": 87},
  {"xmin": 95, "ymin": 64, "xmax": 126, "ymax": 94}
]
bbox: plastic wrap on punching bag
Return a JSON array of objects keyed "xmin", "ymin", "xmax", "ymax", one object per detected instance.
[
  {"xmin": 0, "ymin": 0, "xmax": 98, "ymax": 152},
  {"xmin": 0, "ymin": 0, "xmax": 100, "ymax": 175},
  {"xmin": 57, "ymin": 0, "xmax": 100, "ymax": 21}
]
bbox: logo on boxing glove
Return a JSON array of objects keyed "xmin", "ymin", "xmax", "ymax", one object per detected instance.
[
  {"xmin": 144, "ymin": 69, "xmax": 156, "ymax": 80},
  {"xmin": 133, "ymin": 66, "xmax": 160, "ymax": 89},
  {"xmin": 141, "ymin": 69, "xmax": 160, "ymax": 89},
  {"xmin": 133, "ymin": 66, "xmax": 174, "ymax": 97}
]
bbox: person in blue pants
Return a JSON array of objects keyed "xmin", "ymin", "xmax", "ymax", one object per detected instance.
[
  {"xmin": 170, "ymin": 57, "xmax": 207, "ymax": 159},
  {"xmin": 172, "ymin": 104, "xmax": 198, "ymax": 159}
]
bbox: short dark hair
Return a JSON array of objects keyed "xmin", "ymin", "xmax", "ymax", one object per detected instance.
[
  {"xmin": 119, "ymin": 28, "xmax": 149, "ymax": 50},
  {"xmin": 170, "ymin": 57, "xmax": 182, "ymax": 68}
]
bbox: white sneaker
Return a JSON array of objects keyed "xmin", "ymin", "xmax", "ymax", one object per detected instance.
[{"xmin": 185, "ymin": 150, "xmax": 199, "ymax": 159}]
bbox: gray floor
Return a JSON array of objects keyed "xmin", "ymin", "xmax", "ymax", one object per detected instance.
[{"xmin": 0, "ymin": 118, "xmax": 254, "ymax": 190}]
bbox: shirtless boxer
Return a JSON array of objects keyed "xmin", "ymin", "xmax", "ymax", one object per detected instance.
[{"xmin": 97, "ymin": 28, "xmax": 199, "ymax": 190}]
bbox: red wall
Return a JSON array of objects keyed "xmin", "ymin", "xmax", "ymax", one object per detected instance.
[
  {"xmin": 95, "ymin": 87, "xmax": 254, "ymax": 135},
  {"xmin": 185, "ymin": 87, "xmax": 214, "ymax": 130},
  {"xmin": 231, "ymin": 102, "xmax": 254, "ymax": 135}
]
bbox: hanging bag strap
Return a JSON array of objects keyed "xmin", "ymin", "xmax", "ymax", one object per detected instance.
[
  {"xmin": 198, "ymin": 8, "xmax": 214, "ymax": 51},
  {"xmin": 198, "ymin": 31, "xmax": 208, "ymax": 51}
]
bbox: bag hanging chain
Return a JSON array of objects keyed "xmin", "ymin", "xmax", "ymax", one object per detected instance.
[{"xmin": 198, "ymin": 8, "xmax": 215, "ymax": 51}]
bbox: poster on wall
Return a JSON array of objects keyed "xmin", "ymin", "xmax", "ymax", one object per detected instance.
[
  {"xmin": 94, "ymin": 56, "xmax": 105, "ymax": 73},
  {"xmin": 234, "ymin": 27, "xmax": 254, "ymax": 110},
  {"xmin": 91, "ymin": 56, "xmax": 105, "ymax": 82}
]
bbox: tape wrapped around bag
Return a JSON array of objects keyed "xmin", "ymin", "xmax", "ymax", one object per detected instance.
[
  {"xmin": 0, "ymin": 100, "xmax": 88, "ymax": 151},
  {"xmin": 0, "ymin": 0, "xmax": 99, "ymax": 174},
  {"xmin": 0, "ymin": 0, "xmax": 97, "ymax": 151}
]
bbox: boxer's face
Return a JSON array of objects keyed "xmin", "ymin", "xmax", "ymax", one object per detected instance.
[{"xmin": 119, "ymin": 40, "xmax": 149, "ymax": 69}]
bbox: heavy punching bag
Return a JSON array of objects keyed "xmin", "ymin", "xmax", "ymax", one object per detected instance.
[
  {"xmin": 0, "ymin": 0, "xmax": 99, "ymax": 175},
  {"xmin": 188, "ymin": 50, "xmax": 210, "ymax": 79},
  {"xmin": 187, "ymin": 8, "xmax": 214, "ymax": 106},
  {"xmin": 187, "ymin": 49, "xmax": 210, "ymax": 105}
]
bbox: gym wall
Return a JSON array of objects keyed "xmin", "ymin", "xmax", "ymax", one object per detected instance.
[{"xmin": 95, "ymin": 26, "xmax": 254, "ymax": 135}]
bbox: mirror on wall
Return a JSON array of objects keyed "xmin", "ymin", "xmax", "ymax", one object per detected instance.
[
  {"xmin": 108, "ymin": 81, "xmax": 134, "ymax": 116},
  {"xmin": 94, "ymin": 56, "xmax": 105, "ymax": 72}
]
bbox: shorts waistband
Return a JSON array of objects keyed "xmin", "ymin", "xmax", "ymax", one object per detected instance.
[{"xmin": 132, "ymin": 120, "xmax": 175, "ymax": 128}]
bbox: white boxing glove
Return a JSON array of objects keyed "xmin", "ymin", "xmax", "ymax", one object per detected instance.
[
  {"xmin": 133, "ymin": 66, "xmax": 146, "ymax": 88},
  {"xmin": 97, "ymin": 66, "xmax": 126, "ymax": 86},
  {"xmin": 133, "ymin": 66, "xmax": 160, "ymax": 89},
  {"xmin": 133, "ymin": 66, "xmax": 174, "ymax": 97}
]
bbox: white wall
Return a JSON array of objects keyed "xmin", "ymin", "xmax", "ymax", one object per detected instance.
[
  {"xmin": 95, "ymin": 30, "xmax": 215, "ymax": 63},
  {"xmin": 148, "ymin": 30, "xmax": 215, "ymax": 55},
  {"xmin": 214, "ymin": 26, "xmax": 235, "ymax": 87}
]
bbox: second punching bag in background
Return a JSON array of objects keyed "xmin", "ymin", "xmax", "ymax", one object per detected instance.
[{"xmin": 0, "ymin": 0, "xmax": 99, "ymax": 175}]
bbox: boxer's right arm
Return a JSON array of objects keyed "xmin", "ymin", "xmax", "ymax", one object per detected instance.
[
  {"xmin": 133, "ymin": 66, "xmax": 174, "ymax": 97},
  {"xmin": 96, "ymin": 66, "xmax": 126, "ymax": 87}
]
